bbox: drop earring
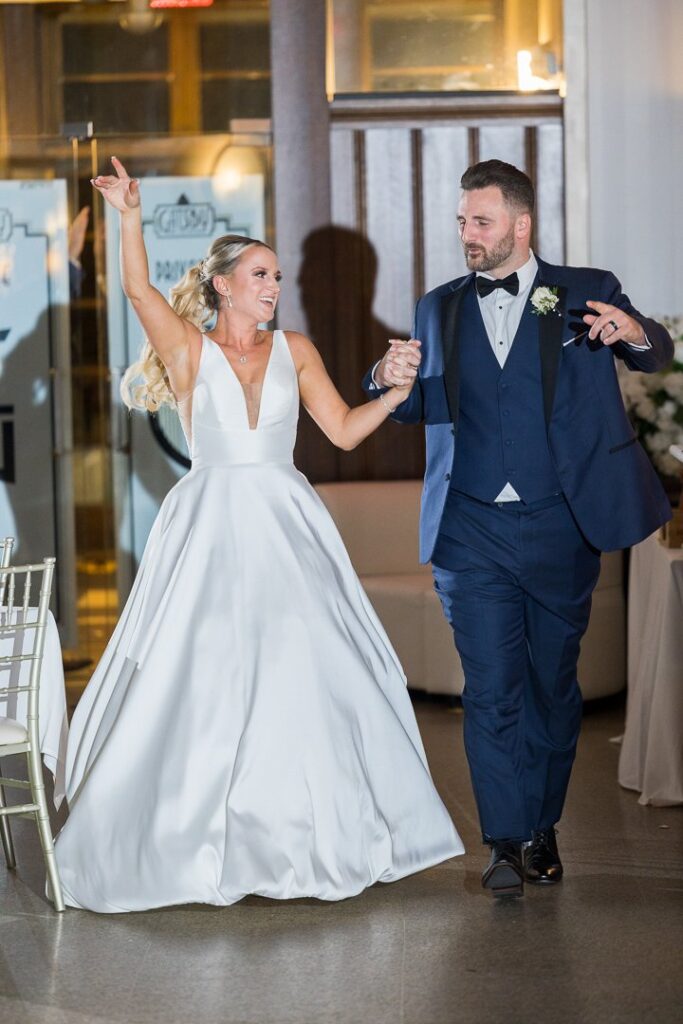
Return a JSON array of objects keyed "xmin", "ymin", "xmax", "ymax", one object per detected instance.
[{"xmin": 226, "ymin": 293, "xmax": 233, "ymax": 309}]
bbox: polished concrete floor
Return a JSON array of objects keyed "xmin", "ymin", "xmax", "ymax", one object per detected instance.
[{"xmin": 1, "ymin": 699, "xmax": 681, "ymax": 1024}]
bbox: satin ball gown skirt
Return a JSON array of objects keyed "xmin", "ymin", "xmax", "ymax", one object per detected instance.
[{"xmin": 55, "ymin": 331, "xmax": 464, "ymax": 912}]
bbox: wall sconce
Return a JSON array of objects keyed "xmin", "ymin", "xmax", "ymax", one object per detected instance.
[{"xmin": 119, "ymin": 0, "xmax": 164, "ymax": 34}]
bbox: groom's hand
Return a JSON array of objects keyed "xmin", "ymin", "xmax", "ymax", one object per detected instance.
[
  {"xmin": 583, "ymin": 302, "xmax": 647, "ymax": 347},
  {"xmin": 374, "ymin": 339, "xmax": 421, "ymax": 388}
]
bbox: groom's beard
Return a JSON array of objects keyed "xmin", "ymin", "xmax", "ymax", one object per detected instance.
[{"xmin": 463, "ymin": 226, "xmax": 515, "ymax": 272}]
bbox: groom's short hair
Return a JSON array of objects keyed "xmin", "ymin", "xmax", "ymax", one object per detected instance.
[{"xmin": 460, "ymin": 160, "xmax": 535, "ymax": 214}]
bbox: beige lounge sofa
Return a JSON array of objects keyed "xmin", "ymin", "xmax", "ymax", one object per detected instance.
[{"xmin": 315, "ymin": 480, "xmax": 626, "ymax": 700}]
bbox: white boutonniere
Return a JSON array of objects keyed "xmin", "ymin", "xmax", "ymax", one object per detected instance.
[{"xmin": 530, "ymin": 286, "xmax": 560, "ymax": 316}]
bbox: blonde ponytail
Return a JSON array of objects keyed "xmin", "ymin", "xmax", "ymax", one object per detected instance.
[
  {"xmin": 120, "ymin": 234, "xmax": 272, "ymax": 412},
  {"xmin": 169, "ymin": 263, "xmax": 217, "ymax": 329}
]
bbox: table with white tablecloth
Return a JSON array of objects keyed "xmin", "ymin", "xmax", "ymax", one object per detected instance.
[
  {"xmin": 0, "ymin": 609, "xmax": 68, "ymax": 808},
  {"xmin": 619, "ymin": 533, "xmax": 683, "ymax": 806}
]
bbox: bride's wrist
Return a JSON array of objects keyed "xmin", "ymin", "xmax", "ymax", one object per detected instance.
[
  {"xmin": 379, "ymin": 387, "xmax": 410, "ymax": 414},
  {"xmin": 121, "ymin": 205, "xmax": 141, "ymax": 218},
  {"xmin": 378, "ymin": 392, "xmax": 397, "ymax": 415}
]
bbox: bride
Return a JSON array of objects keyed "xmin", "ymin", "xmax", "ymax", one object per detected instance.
[{"xmin": 54, "ymin": 157, "xmax": 464, "ymax": 912}]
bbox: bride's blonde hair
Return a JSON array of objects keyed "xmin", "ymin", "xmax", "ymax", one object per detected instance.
[{"xmin": 121, "ymin": 234, "xmax": 274, "ymax": 411}]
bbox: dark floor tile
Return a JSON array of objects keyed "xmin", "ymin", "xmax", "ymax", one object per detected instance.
[{"xmin": 1, "ymin": 701, "xmax": 681, "ymax": 1024}]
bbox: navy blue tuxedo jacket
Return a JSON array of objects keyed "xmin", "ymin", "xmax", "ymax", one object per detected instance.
[{"xmin": 363, "ymin": 257, "xmax": 674, "ymax": 560}]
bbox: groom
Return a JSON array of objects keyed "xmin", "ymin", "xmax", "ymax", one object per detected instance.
[{"xmin": 363, "ymin": 160, "xmax": 673, "ymax": 898}]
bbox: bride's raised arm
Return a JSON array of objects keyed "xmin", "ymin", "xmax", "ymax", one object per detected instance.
[
  {"xmin": 91, "ymin": 157, "xmax": 198, "ymax": 387},
  {"xmin": 288, "ymin": 331, "xmax": 420, "ymax": 451}
]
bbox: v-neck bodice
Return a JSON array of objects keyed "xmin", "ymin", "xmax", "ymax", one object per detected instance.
[{"xmin": 187, "ymin": 329, "xmax": 300, "ymax": 469}]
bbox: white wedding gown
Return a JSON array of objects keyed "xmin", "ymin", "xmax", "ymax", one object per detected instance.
[{"xmin": 55, "ymin": 330, "xmax": 463, "ymax": 912}]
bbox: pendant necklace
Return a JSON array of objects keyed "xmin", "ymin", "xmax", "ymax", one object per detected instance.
[
  {"xmin": 238, "ymin": 332, "xmax": 261, "ymax": 363},
  {"xmin": 223, "ymin": 330, "xmax": 261, "ymax": 364}
]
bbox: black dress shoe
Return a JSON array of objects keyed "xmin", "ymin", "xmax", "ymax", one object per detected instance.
[
  {"xmin": 481, "ymin": 841, "xmax": 524, "ymax": 898},
  {"xmin": 524, "ymin": 828, "xmax": 563, "ymax": 884}
]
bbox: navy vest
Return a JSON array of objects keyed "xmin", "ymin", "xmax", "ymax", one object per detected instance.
[{"xmin": 447, "ymin": 283, "xmax": 562, "ymax": 507}]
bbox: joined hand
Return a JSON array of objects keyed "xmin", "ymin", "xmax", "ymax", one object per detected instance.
[{"xmin": 376, "ymin": 338, "xmax": 422, "ymax": 388}]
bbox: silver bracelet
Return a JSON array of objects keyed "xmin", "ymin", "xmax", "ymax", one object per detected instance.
[{"xmin": 378, "ymin": 392, "xmax": 394, "ymax": 415}]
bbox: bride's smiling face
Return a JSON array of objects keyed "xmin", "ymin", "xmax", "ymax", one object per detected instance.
[{"xmin": 217, "ymin": 246, "xmax": 282, "ymax": 322}]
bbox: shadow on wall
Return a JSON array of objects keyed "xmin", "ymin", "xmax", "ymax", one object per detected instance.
[{"xmin": 295, "ymin": 225, "xmax": 425, "ymax": 483}]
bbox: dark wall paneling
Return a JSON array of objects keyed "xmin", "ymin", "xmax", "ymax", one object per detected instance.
[{"xmin": 411, "ymin": 129, "xmax": 425, "ymax": 301}]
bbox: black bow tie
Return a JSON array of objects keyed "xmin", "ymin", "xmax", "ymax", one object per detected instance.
[{"xmin": 475, "ymin": 272, "xmax": 520, "ymax": 298}]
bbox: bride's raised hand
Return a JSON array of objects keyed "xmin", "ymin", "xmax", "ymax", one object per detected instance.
[{"xmin": 91, "ymin": 156, "xmax": 140, "ymax": 213}]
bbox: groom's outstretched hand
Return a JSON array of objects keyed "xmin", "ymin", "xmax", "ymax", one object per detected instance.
[
  {"xmin": 374, "ymin": 339, "xmax": 422, "ymax": 388},
  {"xmin": 583, "ymin": 302, "xmax": 647, "ymax": 347}
]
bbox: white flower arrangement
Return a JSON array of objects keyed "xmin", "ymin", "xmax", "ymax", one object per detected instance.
[
  {"xmin": 619, "ymin": 316, "xmax": 683, "ymax": 477},
  {"xmin": 530, "ymin": 286, "xmax": 560, "ymax": 316}
]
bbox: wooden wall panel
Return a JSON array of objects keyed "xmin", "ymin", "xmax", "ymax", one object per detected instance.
[
  {"xmin": 324, "ymin": 95, "xmax": 564, "ymax": 485},
  {"xmin": 421, "ymin": 126, "xmax": 470, "ymax": 292},
  {"xmin": 364, "ymin": 128, "xmax": 415, "ymax": 334},
  {"xmin": 535, "ymin": 122, "xmax": 564, "ymax": 263},
  {"xmin": 327, "ymin": 126, "xmax": 426, "ymax": 482},
  {"xmin": 329, "ymin": 129, "xmax": 358, "ymax": 230},
  {"xmin": 477, "ymin": 125, "xmax": 527, "ymax": 170}
]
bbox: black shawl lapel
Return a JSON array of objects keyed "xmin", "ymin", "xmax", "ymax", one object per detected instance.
[
  {"xmin": 535, "ymin": 263, "xmax": 567, "ymax": 430},
  {"xmin": 441, "ymin": 276, "xmax": 473, "ymax": 423}
]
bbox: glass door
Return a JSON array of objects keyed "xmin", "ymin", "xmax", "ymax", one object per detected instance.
[{"xmin": 0, "ymin": 129, "xmax": 271, "ymax": 693}]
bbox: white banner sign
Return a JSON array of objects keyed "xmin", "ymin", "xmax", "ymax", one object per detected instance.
[
  {"xmin": 0, "ymin": 180, "xmax": 76, "ymax": 644},
  {"xmin": 105, "ymin": 174, "xmax": 265, "ymax": 598}
]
